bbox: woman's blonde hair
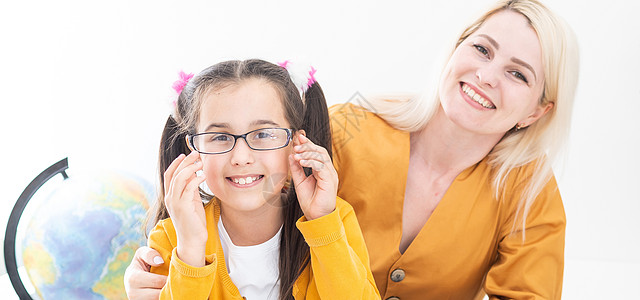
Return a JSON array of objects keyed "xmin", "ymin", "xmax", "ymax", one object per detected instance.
[{"xmin": 371, "ymin": 0, "xmax": 579, "ymax": 234}]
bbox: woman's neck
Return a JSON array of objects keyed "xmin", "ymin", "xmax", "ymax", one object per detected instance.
[
  {"xmin": 411, "ymin": 107, "xmax": 504, "ymax": 176},
  {"xmin": 219, "ymin": 197, "xmax": 283, "ymax": 247}
]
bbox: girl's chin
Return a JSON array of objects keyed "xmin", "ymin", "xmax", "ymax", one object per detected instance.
[{"xmin": 217, "ymin": 193, "xmax": 285, "ymax": 211}]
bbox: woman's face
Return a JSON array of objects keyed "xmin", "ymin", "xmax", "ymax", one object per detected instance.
[
  {"xmin": 439, "ymin": 10, "xmax": 550, "ymax": 137},
  {"xmin": 196, "ymin": 78, "xmax": 292, "ymax": 214}
]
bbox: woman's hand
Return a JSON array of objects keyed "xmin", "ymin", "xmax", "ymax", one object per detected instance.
[
  {"xmin": 163, "ymin": 151, "xmax": 208, "ymax": 267},
  {"xmin": 124, "ymin": 246, "xmax": 167, "ymax": 300},
  {"xmin": 289, "ymin": 134, "xmax": 338, "ymax": 220}
]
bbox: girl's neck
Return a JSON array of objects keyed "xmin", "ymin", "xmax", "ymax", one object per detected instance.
[
  {"xmin": 219, "ymin": 197, "xmax": 283, "ymax": 247},
  {"xmin": 411, "ymin": 107, "xmax": 503, "ymax": 176}
]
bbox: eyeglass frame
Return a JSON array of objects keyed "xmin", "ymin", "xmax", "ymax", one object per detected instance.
[{"xmin": 187, "ymin": 127, "xmax": 294, "ymax": 155}]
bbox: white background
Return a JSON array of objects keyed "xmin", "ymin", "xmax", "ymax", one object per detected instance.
[{"xmin": 1, "ymin": 0, "xmax": 638, "ymax": 298}]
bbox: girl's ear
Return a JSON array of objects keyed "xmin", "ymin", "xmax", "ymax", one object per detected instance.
[
  {"xmin": 185, "ymin": 135, "xmax": 195, "ymax": 152},
  {"xmin": 291, "ymin": 130, "xmax": 306, "ymax": 150}
]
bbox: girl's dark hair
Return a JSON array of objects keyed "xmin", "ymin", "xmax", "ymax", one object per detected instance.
[{"xmin": 145, "ymin": 59, "xmax": 332, "ymax": 300}]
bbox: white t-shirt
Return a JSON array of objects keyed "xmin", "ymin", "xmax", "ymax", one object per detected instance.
[{"xmin": 218, "ymin": 219, "xmax": 281, "ymax": 300}]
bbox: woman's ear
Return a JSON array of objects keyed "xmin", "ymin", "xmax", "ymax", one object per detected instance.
[{"xmin": 520, "ymin": 101, "xmax": 554, "ymax": 128}]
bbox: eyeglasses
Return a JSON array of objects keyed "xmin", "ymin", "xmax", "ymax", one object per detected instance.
[{"xmin": 188, "ymin": 128, "xmax": 293, "ymax": 154}]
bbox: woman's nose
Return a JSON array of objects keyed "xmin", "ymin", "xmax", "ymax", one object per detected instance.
[{"xmin": 475, "ymin": 64, "xmax": 499, "ymax": 88}]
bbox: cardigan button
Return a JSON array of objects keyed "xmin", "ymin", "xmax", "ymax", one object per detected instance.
[
  {"xmin": 390, "ymin": 268, "xmax": 406, "ymax": 282},
  {"xmin": 386, "ymin": 297, "xmax": 400, "ymax": 300}
]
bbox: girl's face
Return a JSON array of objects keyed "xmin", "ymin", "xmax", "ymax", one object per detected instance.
[
  {"xmin": 438, "ymin": 10, "xmax": 550, "ymax": 137},
  {"xmin": 197, "ymin": 78, "xmax": 292, "ymax": 214}
]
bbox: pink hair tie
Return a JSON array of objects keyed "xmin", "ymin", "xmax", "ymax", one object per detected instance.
[
  {"xmin": 277, "ymin": 60, "xmax": 290, "ymax": 69},
  {"xmin": 277, "ymin": 60, "xmax": 317, "ymax": 95},
  {"xmin": 172, "ymin": 70, "xmax": 194, "ymax": 94},
  {"xmin": 306, "ymin": 66, "xmax": 317, "ymax": 88}
]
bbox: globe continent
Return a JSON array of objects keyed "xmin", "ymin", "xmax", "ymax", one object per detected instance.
[{"xmin": 21, "ymin": 171, "xmax": 154, "ymax": 300}]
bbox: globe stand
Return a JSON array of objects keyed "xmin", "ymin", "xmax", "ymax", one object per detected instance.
[{"xmin": 4, "ymin": 158, "xmax": 69, "ymax": 300}]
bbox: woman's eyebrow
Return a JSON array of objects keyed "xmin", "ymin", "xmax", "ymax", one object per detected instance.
[
  {"xmin": 511, "ymin": 57, "xmax": 537, "ymax": 81},
  {"xmin": 478, "ymin": 34, "xmax": 500, "ymax": 50}
]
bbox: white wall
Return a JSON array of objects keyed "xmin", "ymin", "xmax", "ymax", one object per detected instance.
[{"xmin": 1, "ymin": 0, "xmax": 638, "ymax": 298}]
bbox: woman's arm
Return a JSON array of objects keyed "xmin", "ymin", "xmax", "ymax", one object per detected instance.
[
  {"xmin": 484, "ymin": 176, "xmax": 566, "ymax": 300},
  {"xmin": 123, "ymin": 246, "xmax": 167, "ymax": 300}
]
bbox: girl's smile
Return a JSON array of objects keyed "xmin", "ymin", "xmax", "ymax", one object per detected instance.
[{"xmin": 226, "ymin": 174, "xmax": 264, "ymax": 188}]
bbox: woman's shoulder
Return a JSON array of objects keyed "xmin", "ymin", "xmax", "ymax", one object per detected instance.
[
  {"xmin": 329, "ymin": 102, "xmax": 372, "ymax": 117},
  {"xmin": 329, "ymin": 103, "xmax": 397, "ymax": 134},
  {"xmin": 503, "ymin": 157, "xmax": 558, "ymax": 189},
  {"xmin": 329, "ymin": 103, "xmax": 406, "ymax": 152},
  {"xmin": 498, "ymin": 158, "xmax": 563, "ymax": 213}
]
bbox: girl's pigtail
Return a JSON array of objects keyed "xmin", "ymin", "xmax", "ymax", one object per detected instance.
[
  {"xmin": 302, "ymin": 82, "xmax": 332, "ymax": 159},
  {"xmin": 278, "ymin": 80, "xmax": 333, "ymax": 300},
  {"xmin": 279, "ymin": 187, "xmax": 308, "ymax": 300},
  {"xmin": 145, "ymin": 71, "xmax": 203, "ymax": 235},
  {"xmin": 144, "ymin": 115, "xmax": 190, "ymax": 235}
]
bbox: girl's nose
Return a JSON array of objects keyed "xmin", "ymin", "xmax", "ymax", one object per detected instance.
[{"xmin": 230, "ymin": 138, "xmax": 255, "ymax": 166}]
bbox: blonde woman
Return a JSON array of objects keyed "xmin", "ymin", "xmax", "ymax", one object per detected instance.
[{"xmin": 126, "ymin": 0, "xmax": 578, "ymax": 299}]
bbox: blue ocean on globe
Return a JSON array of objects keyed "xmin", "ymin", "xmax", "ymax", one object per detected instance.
[{"xmin": 19, "ymin": 171, "xmax": 155, "ymax": 300}]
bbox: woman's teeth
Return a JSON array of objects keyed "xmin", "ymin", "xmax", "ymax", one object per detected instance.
[
  {"xmin": 231, "ymin": 176, "xmax": 261, "ymax": 185},
  {"xmin": 462, "ymin": 84, "xmax": 495, "ymax": 109}
]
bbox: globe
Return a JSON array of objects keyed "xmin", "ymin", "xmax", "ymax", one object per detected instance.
[{"xmin": 18, "ymin": 171, "xmax": 155, "ymax": 299}]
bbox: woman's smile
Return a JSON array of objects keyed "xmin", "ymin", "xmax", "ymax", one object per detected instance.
[{"xmin": 460, "ymin": 82, "xmax": 495, "ymax": 109}]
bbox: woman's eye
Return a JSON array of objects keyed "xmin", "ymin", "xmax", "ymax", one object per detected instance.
[
  {"xmin": 474, "ymin": 44, "xmax": 489, "ymax": 57},
  {"xmin": 510, "ymin": 71, "xmax": 529, "ymax": 83}
]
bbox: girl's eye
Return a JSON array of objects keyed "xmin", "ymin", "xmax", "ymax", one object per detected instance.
[
  {"xmin": 474, "ymin": 44, "xmax": 489, "ymax": 57},
  {"xmin": 256, "ymin": 131, "xmax": 275, "ymax": 139},
  {"xmin": 211, "ymin": 134, "xmax": 232, "ymax": 142},
  {"xmin": 510, "ymin": 71, "xmax": 529, "ymax": 83}
]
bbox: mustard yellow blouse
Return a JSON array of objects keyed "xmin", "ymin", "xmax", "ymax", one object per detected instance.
[
  {"xmin": 329, "ymin": 103, "xmax": 566, "ymax": 300},
  {"xmin": 148, "ymin": 197, "xmax": 380, "ymax": 299}
]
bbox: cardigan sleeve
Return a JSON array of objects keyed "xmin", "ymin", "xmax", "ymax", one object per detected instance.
[
  {"xmin": 484, "ymin": 175, "xmax": 566, "ymax": 300},
  {"xmin": 296, "ymin": 198, "xmax": 381, "ymax": 299},
  {"xmin": 148, "ymin": 220, "xmax": 217, "ymax": 299}
]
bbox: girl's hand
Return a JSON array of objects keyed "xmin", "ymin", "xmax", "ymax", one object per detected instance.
[
  {"xmin": 289, "ymin": 134, "xmax": 338, "ymax": 220},
  {"xmin": 163, "ymin": 150, "xmax": 208, "ymax": 267}
]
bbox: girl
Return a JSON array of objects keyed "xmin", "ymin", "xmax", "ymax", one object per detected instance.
[{"xmin": 146, "ymin": 59, "xmax": 379, "ymax": 299}]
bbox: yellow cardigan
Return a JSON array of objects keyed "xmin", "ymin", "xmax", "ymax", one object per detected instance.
[
  {"xmin": 329, "ymin": 103, "xmax": 566, "ymax": 300},
  {"xmin": 148, "ymin": 197, "xmax": 380, "ymax": 299}
]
